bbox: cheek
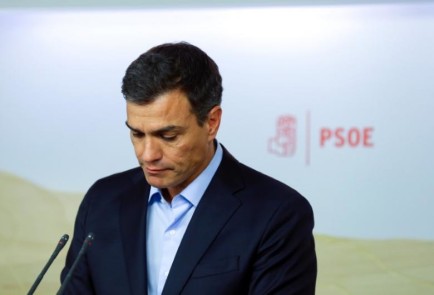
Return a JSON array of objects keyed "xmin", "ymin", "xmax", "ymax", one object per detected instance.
[
  {"xmin": 165, "ymin": 144, "xmax": 190, "ymax": 163},
  {"xmin": 164, "ymin": 142, "xmax": 200, "ymax": 168},
  {"xmin": 183, "ymin": 142, "xmax": 207, "ymax": 164}
]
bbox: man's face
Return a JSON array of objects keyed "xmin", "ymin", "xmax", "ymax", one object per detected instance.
[{"xmin": 126, "ymin": 89, "xmax": 221, "ymax": 200}]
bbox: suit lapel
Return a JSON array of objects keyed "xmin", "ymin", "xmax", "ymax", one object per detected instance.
[
  {"xmin": 162, "ymin": 148, "xmax": 245, "ymax": 295},
  {"xmin": 120, "ymin": 168, "xmax": 149, "ymax": 295}
]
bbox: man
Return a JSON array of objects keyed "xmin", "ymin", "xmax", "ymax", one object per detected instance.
[{"xmin": 61, "ymin": 42, "xmax": 317, "ymax": 295}]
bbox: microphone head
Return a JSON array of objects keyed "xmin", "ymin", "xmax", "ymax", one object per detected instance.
[
  {"xmin": 85, "ymin": 232, "xmax": 95, "ymax": 247},
  {"xmin": 59, "ymin": 234, "xmax": 69, "ymax": 246},
  {"xmin": 55, "ymin": 234, "xmax": 70, "ymax": 252},
  {"xmin": 86, "ymin": 232, "xmax": 94, "ymax": 241}
]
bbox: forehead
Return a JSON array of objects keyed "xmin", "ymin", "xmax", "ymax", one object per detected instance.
[{"xmin": 126, "ymin": 90, "xmax": 195, "ymax": 129}]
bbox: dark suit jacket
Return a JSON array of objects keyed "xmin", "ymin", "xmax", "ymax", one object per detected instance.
[{"xmin": 61, "ymin": 147, "xmax": 317, "ymax": 294}]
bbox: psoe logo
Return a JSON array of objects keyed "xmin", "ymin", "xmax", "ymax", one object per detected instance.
[
  {"xmin": 268, "ymin": 115, "xmax": 297, "ymax": 157},
  {"xmin": 267, "ymin": 111, "xmax": 375, "ymax": 165}
]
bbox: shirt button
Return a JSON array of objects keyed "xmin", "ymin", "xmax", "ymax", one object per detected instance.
[
  {"xmin": 164, "ymin": 271, "xmax": 169, "ymax": 277},
  {"xmin": 169, "ymin": 230, "xmax": 176, "ymax": 236}
]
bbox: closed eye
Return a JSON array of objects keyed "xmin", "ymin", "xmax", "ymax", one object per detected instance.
[
  {"xmin": 131, "ymin": 131, "xmax": 144, "ymax": 138},
  {"xmin": 160, "ymin": 133, "xmax": 178, "ymax": 141}
]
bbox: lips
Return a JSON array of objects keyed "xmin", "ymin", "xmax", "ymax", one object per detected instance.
[{"xmin": 145, "ymin": 167, "xmax": 168, "ymax": 174}]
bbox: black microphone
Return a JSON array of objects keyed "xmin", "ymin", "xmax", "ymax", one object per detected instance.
[
  {"xmin": 56, "ymin": 232, "xmax": 94, "ymax": 295},
  {"xmin": 27, "ymin": 234, "xmax": 69, "ymax": 295}
]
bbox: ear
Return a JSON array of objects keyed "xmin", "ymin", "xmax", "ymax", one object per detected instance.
[{"xmin": 206, "ymin": 105, "xmax": 222, "ymax": 141}]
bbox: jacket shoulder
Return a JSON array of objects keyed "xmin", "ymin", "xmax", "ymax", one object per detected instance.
[
  {"xmin": 92, "ymin": 167, "xmax": 144, "ymax": 187},
  {"xmin": 221, "ymin": 148, "xmax": 311, "ymax": 210},
  {"xmin": 83, "ymin": 167, "xmax": 146, "ymax": 203}
]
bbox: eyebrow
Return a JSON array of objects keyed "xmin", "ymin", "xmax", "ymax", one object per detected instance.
[{"xmin": 125, "ymin": 121, "xmax": 183, "ymax": 135}]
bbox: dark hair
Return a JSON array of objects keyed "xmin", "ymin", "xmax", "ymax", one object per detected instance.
[{"xmin": 121, "ymin": 42, "xmax": 223, "ymax": 125}]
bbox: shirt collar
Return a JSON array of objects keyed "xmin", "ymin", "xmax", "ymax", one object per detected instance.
[{"xmin": 149, "ymin": 141, "xmax": 223, "ymax": 207}]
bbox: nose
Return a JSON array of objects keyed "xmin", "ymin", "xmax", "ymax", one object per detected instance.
[{"xmin": 138, "ymin": 138, "xmax": 163, "ymax": 163}]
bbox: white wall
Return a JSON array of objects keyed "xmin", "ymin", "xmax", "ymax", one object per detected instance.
[{"xmin": 1, "ymin": 3, "xmax": 433, "ymax": 239}]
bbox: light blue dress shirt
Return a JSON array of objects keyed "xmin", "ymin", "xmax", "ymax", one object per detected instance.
[{"xmin": 146, "ymin": 143, "xmax": 223, "ymax": 295}]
